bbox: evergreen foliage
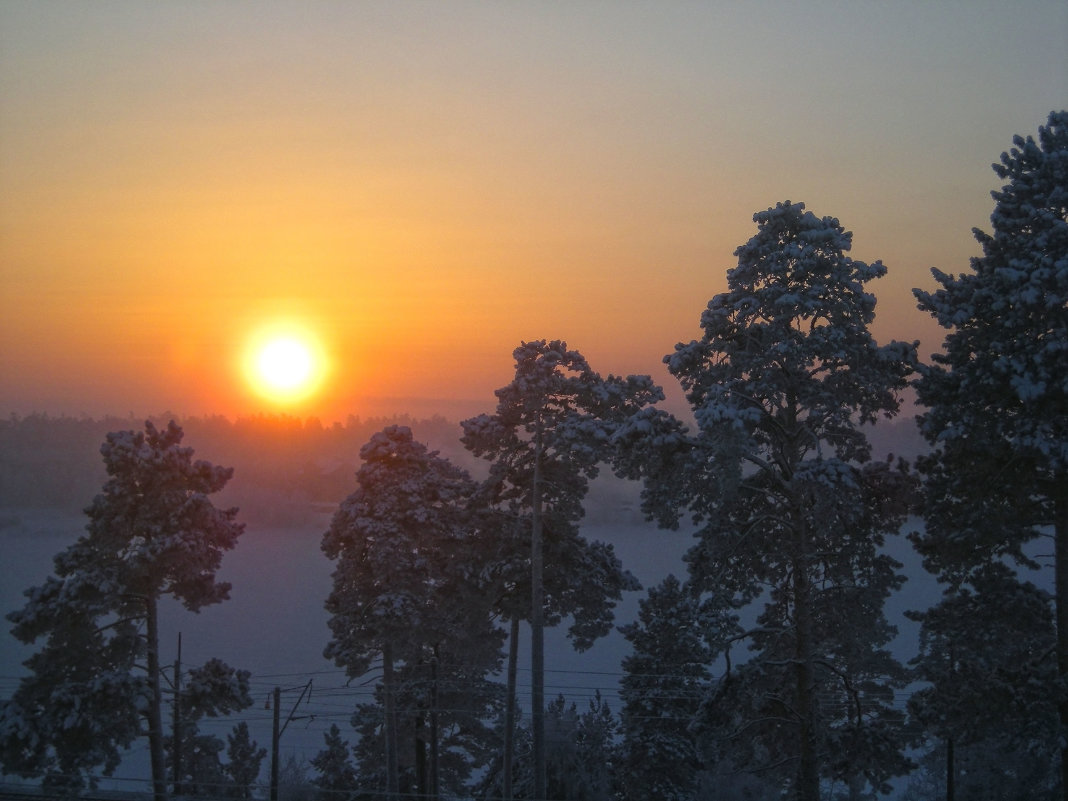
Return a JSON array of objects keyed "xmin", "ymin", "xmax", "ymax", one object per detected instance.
[
  {"xmin": 0, "ymin": 421, "xmax": 245, "ymax": 798},
  {"xmin": 619, "ymin": 202, "xmax": 918, "ymax": 800},
  {"xmin": 461, "ymin": 340, "xmax": 657, "ymax": 647},
  {"xmin": 348, "ymin": 649, "xmax": 504, "ymax": 798},
  {"xmin": 912, "ymin": 110, "xmax": 1068, "ymax": 796},
  {"xmin": 322, "ymin": 425, "xmax": 504, "ymax": 798},
  {"xmin": 618, "ymin": 575, "xmax": 711, "ymax": 801},
  {"xmin": 906, "ymin": 564, "xmax": 1058, "ymax": 799},
  {"xmin": 311, "ymin": 724, "xmax": 357, "ymax": 801},
  {"xmin": 168, "ymin": 659, "xmax": 256, "ymax": 796},
  {"xmin": 462, "ymin": 340, "xmax": 656, "ymax": 799},
  {"xmin": 479, "ymin": 693, "xmax": 620, "ymax": 801},
  {"xmin": 224, "ymin": 722, "xmax": 267, "ymax": 800}
]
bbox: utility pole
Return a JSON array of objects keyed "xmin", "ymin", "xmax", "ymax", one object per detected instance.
[
  {"xmin": 173, "ymin": 633, "xmax": 183, "ymax": 797},
  {"xmin": 270, "ymin": 687, "xmax": 280, "ymax": 801},
  {"xmin": 269, "ymin": 681, "xmax": 313, "ymax": 801}
]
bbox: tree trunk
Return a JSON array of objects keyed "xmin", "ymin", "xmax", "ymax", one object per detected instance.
[
  {"xmin": 945, "ymin": 642, "xmax": 956, "ymax": 801},
  {"xmin": 1055, "ymin": 486, "xmax": 1068, "ymax": 801},
  {"xmin": 383, "ymin": 641, "xmax": 400, "ymax": 799},
  {"xmin": 531, "ymin": 426, "xmax": 546, "ymax": 801},
  {"xmin": 503, "ymin": 617, "xmax": 519, "ymax": 801},
  {"xmin": 793, "ymin": 523, "xmax": 820, "ymax": 801},
  {"xmin": 415, "ymin": 711, "xmax": 427, "ymax": 799},
  {"xmin": 430, "ymin": 649, "xmax": 439, "ymax": 801},
  {"xmin": 145, "ymin": 595, "xmax": 168, "ymax": 801},
  {"xmin": 172, "ymin": 632, "xmax": 182, "ymax": 797},
  {"xmin": 945, "ymin": 737, "xmax": 954, "ymax": 801}
]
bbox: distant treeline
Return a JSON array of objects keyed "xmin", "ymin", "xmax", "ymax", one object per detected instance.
[
  {"xmin": 0, "ymin": 412, "xmax": 475, "ymax": 519},
  {"xmin": 0, "ymin": 411, "xmax": 925, "ymax": 526}
]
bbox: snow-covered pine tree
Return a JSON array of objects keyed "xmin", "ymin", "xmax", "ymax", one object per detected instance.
[
  {"xmin": 901, "ymin": 739, "xmax": 1056, "ymax": 801},
  {"xmin": 470, "ymin": 511, "xmax": 644, "ymax": 799},
  {"xmin": 349, "ymin": 650, "xmax": 502, "ymax": 798},
  {"xmin": 322, "ymin": 425, "xmax": 504, "ymax": 800},
  {"xmin": 169, "ymin": 659, "xmax": 256, "ymax": 797},
  {"xmin": 617, "ymin": 574, "xmax": 712, "ymax": 801},
  {"xmin": 567, "ymin": 690, "xmax": 621, "ymax": 801},
  {"xmin": 906, "ymin": 563, "xmax": 1059, "ymax": 800},
  {"xmin": 912, "ymin": 110, "xmax": 1068, "ymax": 798},
  {"xmin": 310, "ymin": 724, "xmax": 357, "ymax": 801},
  {"xmin": 225, "ymin": 722, "xmax": 266, "ymax": 800},
  {"xmin": 461, "ymin": 340, "xmax": 657, "ymax": 800},
  {"xmin": 0, "ymin": 420, "xmax": 244, "ymax": 801},
  {"xmin": 496, "ymin": 692, "xmax": 620, "ymax": 801},
  {"xmin": 176, "ymin": 730, "xmax": 226, "ymax": 798},
  {"xmin": 620, "ymin": 202, "xmax": 917, "ymax": 801}
]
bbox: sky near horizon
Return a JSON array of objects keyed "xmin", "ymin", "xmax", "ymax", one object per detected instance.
[{"xmin": 2, "ymin": 1, "xmax": 1066, "ymax": 423}]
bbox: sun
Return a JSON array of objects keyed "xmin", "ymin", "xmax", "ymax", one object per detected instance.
[
  {"xmin": 244, "ymin": 326, "xmax": 327, "ymax": 405},
  {"xmin": 257, "ymin": 337, "xmax": 313, "ymax": 391}
]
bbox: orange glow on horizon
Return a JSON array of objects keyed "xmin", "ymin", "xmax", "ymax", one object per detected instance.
[{"xmin": 1, "ymin": 4, "xmax": 1063, "ymax": 422}]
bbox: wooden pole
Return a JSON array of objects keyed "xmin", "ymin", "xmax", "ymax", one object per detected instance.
[{"xmin": 270, "ymin": 687, "xmax": 280, "ymax": 801}]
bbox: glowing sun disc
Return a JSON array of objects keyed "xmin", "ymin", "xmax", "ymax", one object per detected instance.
[
  {"xmin": 244, "ymin": 328, "xmax": 327, "ymax": 404},
  {"xmin": 257, "ymin": 338, "xmax": 312, "ymax": 391}
]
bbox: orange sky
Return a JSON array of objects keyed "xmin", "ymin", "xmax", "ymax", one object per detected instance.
[{"xmin": 2, "ymin": 1, "xmax": 1066, "ymax": 423}]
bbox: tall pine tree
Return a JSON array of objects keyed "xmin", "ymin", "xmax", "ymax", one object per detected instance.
[
  {"xmin": 461, "ymin": 340, "xmax": 657, "ymax": 799},
  {"xmin": 311, "ymin": 724, "xmax": 357, "ymax": 801},
  {"xmin": 907, "ymin": 564, "xmax": 1058, "ymax": 800},
  {"xmin": 912, "ymin": 110, "xmax": 1068, "ymax": 797},
  {"xmin": 619, "ymin": 202, "xmax": 917, "ymax": 800},
  {"xmin": 618, "ymin": 575, "xmax": 712, "ymax": 801},
  {"xmin": 225, "ymin": 722, "xmax": 267, "ymax": 800},
  {"xmin": 0, "ymin": 421, "xmax": 244, "ymax": 800},
  {"xmin": 322, "ymin": 425, "xmax": 503, "ymax": 799}
]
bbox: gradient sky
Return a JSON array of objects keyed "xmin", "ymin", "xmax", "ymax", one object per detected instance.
[{"xmin": 2, "ymin": 1, "xmax": 1066, "ymax": 422}]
